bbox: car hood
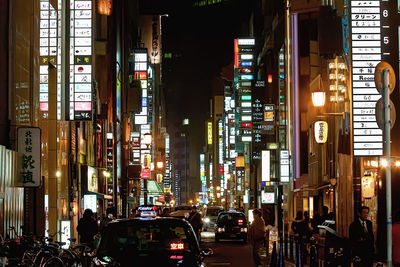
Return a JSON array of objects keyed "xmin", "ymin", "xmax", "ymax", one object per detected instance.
[{"xmin": 96, "ymin": 251, "xmax": 201, "ymax": 267}]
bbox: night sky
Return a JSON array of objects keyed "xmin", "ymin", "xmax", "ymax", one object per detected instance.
[
  {"xmin": 140, "ymin": 1, "xmax": 253, "ymax": 191},
  {"xmin": 144, "ymin": 0, "xmax": 253, "ymax": 142}
]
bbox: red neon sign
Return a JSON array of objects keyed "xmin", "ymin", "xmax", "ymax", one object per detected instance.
[
  {"xmin": 170, "ymin": 242, "xmax": 184, "ymax": 250},
  {"xmin": 40, "ymin": 102, "xmax": 48, "ymax": 111},
  {"xmin": 234, "ymin": 40, "xmax": 239, "ymax": 68},
  {"xmin": 240, "ymin": 68, "xmax": 253, "ymax": 73},
  {"xmin": 141, "ymin": 168, "xmax": 151, "ymax": 179},
  {"xmin": 241, "ymin": 122, "xmax": 252, "ymax": 128},
  {"xmin": 134, "ymin": 71, "xmax": 147, "ymax": 80}
]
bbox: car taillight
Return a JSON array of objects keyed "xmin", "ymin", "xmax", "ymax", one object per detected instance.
[
  {"xmin": 170, "ymin": 255, "xmax": 184, "ymax": 259},
  {"xmin": 170, "ymin": 242, "xmax": 184, "ymax": 250},
  {"xmin": 238, "ymin": 219, "xmax": 243, "ymax": 226}
]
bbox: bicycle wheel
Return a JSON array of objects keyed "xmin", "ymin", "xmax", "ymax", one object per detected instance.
[
  {"xmin": 59, "ymin": 249, "xmax": 82, "ymax": 267},
  {"xmin": 42, "ymin": 256, "xmax": 65, "ymax": 267}
]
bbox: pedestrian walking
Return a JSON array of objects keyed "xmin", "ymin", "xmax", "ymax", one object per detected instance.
[
  {"xmin": 99, "ymin": 207, "xmax": 114, "ymax": 233},
  {"xmin": 310, "ymin": 211, "xmax": 320, "ymax": 234},
  {"xmin": 161, "ymin": 207, "xmax": 171, "ymax": 217},
  {"xmin": 77, "ymin": 209, "xmax": 98, "ymax": 248},
  {"xmin": 248, "ymin": 209, "xmax": 266, "ymax": 267},
  {"xmin": 349, "ymin": 206, "xmax": 374, "ymax": 267},
  {"xmin": 291, "ymin": 211, "xmax": 308, "ymax": 264},
  {"xmin": 188, "ymin": 205, "xmax": 203, "ymax": 241},
  {"xmin": 393, "ymin": 210, "xmax": 400, "ymax": 267},
  {"xmin": 319, "ymin": 206, "xmax": 330, "ymax": 225}
]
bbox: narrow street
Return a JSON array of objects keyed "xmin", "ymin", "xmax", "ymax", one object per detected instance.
[
  {"xmin": 201, "ymin": 231, "xmax": 255, "ymax": 267},
  {"xmin": 201, "ymin": 231, "xmax": 298, "ymax": 267}
]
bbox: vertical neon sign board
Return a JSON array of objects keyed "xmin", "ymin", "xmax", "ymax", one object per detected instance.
[
  {"xmin": 200, "ymin": 154, "xmax": 206, "ymax": 184},
  {"xmin": 351, "ymin": 0, "xmax": 383, "ymax": 156},
  {"xmin": 70, "ymin": 0, "xmax": 93, "ymax": 120},
  {"xmin": 39, "ymin": 0, "xmax": 57, "ymax": 113}
]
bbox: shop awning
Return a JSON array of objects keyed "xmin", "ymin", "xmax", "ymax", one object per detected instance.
[
  {"xmin": 86, "ymin": 191, "xmax": 113, "ymax": 200},
  {"xmin": 147, "ymin": 180, "xmax": 164, "ymax": 195}
]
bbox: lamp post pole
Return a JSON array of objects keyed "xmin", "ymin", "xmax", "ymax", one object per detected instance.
[{"xmin": 383, "ymin": 69, "xmax": 392, "ymax": 267}]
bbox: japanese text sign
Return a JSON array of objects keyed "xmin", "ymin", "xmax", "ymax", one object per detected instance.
[{"xmin": 17, "ymin": 127, "xmax": 41, "ymax": 187}]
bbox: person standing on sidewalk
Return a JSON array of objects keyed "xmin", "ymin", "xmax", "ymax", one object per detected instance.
[
  {"xmin": 291, "ymin": 211, "xmax": 308, "ymax": 264},
  {"xmin": 77, "ymin": 209, "xmax": 98, "ymax": 248},
  {"xmin": 188, "ymin": 206, "xmax": 203, "ymax": 242},
  {"xmin": 349, "ymin": 206, "xmax": 374, "ymax": 267},
  {"xmin": 249, "ymin": 209, "xmax": 266, "ymax": 267}
]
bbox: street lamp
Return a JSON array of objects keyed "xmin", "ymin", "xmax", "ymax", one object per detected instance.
[
  {"xmin": 312, "ymin": 91, "xmax": 326, "ymax": 107},
  {"xmin": 156, "ymin": 161, "xmax": 164, "ymax": 169}
]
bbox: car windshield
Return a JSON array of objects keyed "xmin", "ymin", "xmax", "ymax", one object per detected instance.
[
  {"xmin": 206, "ymin": 209, "xmax": 223, "ymax": 216},
  {"xmin": 218, "ymin": 213, "xmax": 247, "ymax": 226},
  {"xmin": 97, "ymin": 219, "xmax": 199, "ymax": 261}
]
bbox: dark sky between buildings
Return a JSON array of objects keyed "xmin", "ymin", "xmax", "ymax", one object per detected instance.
[{"xmin": 142, "ymin": 0, "xmax": 253, "ymax": 142}]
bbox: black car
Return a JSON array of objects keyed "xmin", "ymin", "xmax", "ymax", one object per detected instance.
[
  {"xmin": 215, "ymin": 211, "xmax": 248, "ymax": 243},
  {"xmin": 93, "ymin": 216, "xmax": 211, "ymax": 267}
]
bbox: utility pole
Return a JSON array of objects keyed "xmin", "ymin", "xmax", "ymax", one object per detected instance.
[
  {"xmin": 383, "ymin": 69, "xmax": 392, "ymax": 267},
  {"xmin": 375, "ymin": 62, "xmax": 395, "ymax": 267},
  {"xmin": 48, "ymin": 62, "xmax": 57, "ymax": 239}
]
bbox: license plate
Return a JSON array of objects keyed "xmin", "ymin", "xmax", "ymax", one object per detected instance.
[{"xmin": 230, "ymin": 234, "xmax": 236, "ymax": 238}]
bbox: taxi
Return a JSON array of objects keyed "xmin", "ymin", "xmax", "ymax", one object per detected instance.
[{"xmin": 92, "ymin": 206, "xmax": 212, "ymax": 267}]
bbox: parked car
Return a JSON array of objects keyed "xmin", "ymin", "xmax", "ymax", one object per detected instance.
[
  {"xmin": 215, "ymin": 211, "xmax": 247, "ymax": 243},
  {"xmin": 202, "ymin": 207, "xmax": 224, "ymax": 231},
  {"xmin": 93, "ymin": 216, "xmax": 212, "ymax": 266}
]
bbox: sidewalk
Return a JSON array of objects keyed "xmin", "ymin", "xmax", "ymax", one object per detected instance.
[{"xmin": 282, "ymin": 260, "xmax": 387, "ymax": 267}]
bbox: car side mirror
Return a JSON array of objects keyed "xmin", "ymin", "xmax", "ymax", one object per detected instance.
[{"xmin": 201, "ymin": 248, "xmax": 213, "ymax": 257}]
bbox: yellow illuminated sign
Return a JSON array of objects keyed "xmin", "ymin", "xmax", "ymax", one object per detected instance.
[
  {"xmin": 267, "ymin": 143, "xmax": 278, "ymax": 149},
  {"xmin": 207, "ymin": 122, "xmax": 212, "ymax": 145},
  {"xmin": 235, "ymin": 156, "xmax": 245, "ymax": 167},
  {"xmin": 314, "ymin": 121, "xmax": 328, "ymax": 144}
]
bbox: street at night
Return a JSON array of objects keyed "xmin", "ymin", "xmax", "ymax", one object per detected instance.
[
  {"xmin": 2, "ymin": 0, "xmax": 400, "ymax": 266},
  {"xmin": 202, "ymin": 231, "xmax": 255, "ymax": 267}
]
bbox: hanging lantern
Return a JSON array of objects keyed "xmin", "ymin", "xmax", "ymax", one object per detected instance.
[
  {"xmin": 362, "ymin": 175, "xmax": 375, "ymax": 198},
  {"xmin": 72, "ymin": 201, "xmax": 79, "ymax": 216},
  {"xmin": 314, "ymin": 121, "xmax": 328, "ymax": 144},
  {"xmin": 98, "ymin": 0, "xmax": 112, "ymax": 16}
]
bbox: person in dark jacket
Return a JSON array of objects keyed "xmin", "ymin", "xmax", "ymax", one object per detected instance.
[
  {"xmin": 319, "ymin": 206, "xmax": 330, "ymax": 225},
  {"xmin": 77, "ymin": 209, "xmax": 98, "ymax": 247},
  {"xmin": 349, "ymin": 206, "xmax": 374, "ymax": 267},
  {"xmin": 291, "ymin": 211, "xmax": 308, "ymax": 263},
  {"xmin": 188, "ymin": 206, "xmax": 203, "ymax": 241},
  {"xmin": 311, "ymin": 211, "xmax": 320, "ymax": 234},
  {"xmin": 291, "ymin": 211, "xmax": 308, "ymax": 239}
]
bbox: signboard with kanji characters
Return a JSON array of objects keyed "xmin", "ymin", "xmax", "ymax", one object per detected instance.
[
  {"xmin": 69, "ymin": 0, "xmax": 93, "ymax": 120},
  {"xmin": 17, "ymin": 127, "xmax": 41, "ymax": 187}
]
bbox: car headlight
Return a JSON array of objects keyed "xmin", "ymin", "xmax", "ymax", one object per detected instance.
[
  {"xmin": 240, "ymin": 228, "xmax": 248, "ymax": 233},
  {"xmin": 204, "ymin": 217, "xmax": 210, "ymax": 223},
  {"xmin": 217, "ymin": 227, "xmax": 225, "ymax": 232}
]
